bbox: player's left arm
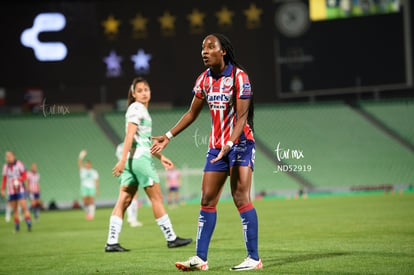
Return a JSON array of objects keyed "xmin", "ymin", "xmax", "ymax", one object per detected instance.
[
  {"xmin": 1, "ymin": 175, "xmax": 6, "ymax": 198},
  {"xmin": 19, "ymin": 170, "xmax": 27, "ymax": 185},
  {"xmin": 94, "ymin": 170, "xmax": 99, "ymax": 196},
  {"xmin": 153, "ymin": 152, "xmax": 174, "ymax": 170},
  {"xmin": 95, "ymin": 179, "xmax": 99, "ymax": 196}
]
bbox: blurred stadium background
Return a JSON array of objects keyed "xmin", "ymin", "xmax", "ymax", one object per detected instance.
[{"xmin": 0, "ymin": 0, "xmax": 413, "ymax": 209}]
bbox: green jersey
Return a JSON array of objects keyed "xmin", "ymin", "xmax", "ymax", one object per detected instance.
[{"xmin": 125, "ymin": 102, "xmax": 152, "ymax": 159}]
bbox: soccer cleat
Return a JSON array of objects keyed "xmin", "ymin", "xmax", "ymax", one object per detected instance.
[
  {"xmin": 175, "ymin": 256, "xmax": 209, "ymax": 271},
  {"xmin": 104, "ymin": 243, "xmax": 130, "ymax": 252},
  {"xmin": 230, "ymin": 257, "xmax": 263, "ymax": 271},
  {"xmin": 167, "ymin": 236, "xmax": 193, "ymax": 248}
]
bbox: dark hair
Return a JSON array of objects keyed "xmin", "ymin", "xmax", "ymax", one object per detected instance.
[
  {"xmin": 211, "ymin": 33, "xmax": 254, "ymax": 132},
  {"xmin": 127, "ymin": 77, "xmax": 150, "ymax": 107}
]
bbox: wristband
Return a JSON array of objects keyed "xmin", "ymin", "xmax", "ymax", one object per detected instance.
[
  {"xmin": 165, "ymin": 131, "xmax": 174, "ymax": 140},
  {"xmin": 226, "ymin": 140, "xmax": 234, "ymax": 148}
]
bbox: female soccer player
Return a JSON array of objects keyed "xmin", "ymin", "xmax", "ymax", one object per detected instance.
[
  {"xmin": 105, "ymin": 77, "xmax": 192, "ymax": 252},
  {"xmin": 27, "ymin": 162, "xmax": 41, "ymax": 221},
  {"xmin": 78, "ymin": 150, "xmax": 99, "ymax": 220},
  {"xmin": 1, "ymin": 151, "xmax": 32, "ymax": 232},
  {"xmin": 151, "ymin": 33, "xmax": 262, "ymax": 271},
  {"xmin": 166, "ymin": 164, "xmax": 181, "ymax": 207}
]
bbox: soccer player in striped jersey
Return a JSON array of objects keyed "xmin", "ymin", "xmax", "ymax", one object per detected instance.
[
  {"xmin": 105, "ymin": 77, "xmax": 192, "ymax": 252},
  {"xmin": 1, "ymin": 151, "xmax": 32, "ymax": 232},
  {"xmin": 27, "ymin": 162, "xmax": 41, "ymax": 221},
  {"xmin": 151, "ymin": 33, "xmax": 262, "ymax": 271},
  {"xmin": 166, "ymin": 164, "xmax": 181, "ymax": 207}
]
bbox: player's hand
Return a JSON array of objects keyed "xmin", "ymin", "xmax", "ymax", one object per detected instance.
[
  {"xmin": 210, "ymin": 145, "xmax": 232, "ymax": 163},
  {"xmin": 1, "ymin": 190, "xmax": 5, "ymax": 198},
  {"xmin": 151, "ymin": 135, "xmax": 170, "ymax": 154},
  {"xmin": 112, "ymin": 161, "xmax": 125, "ymax": 177},
  {"xmin": 160, "ymin": 155, "xmax": 174, "ymax": 170},
  {"xmin": 79, "ymin": 149, "xmax": 87, "ymax": 159}
]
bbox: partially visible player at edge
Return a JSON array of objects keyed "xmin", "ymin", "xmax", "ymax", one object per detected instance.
[
  {"xmin": 77, "ymin": 150, "xmax": 99, "ymax": 220},
  {"xmin": 105, "ymin": 77, "xmax": 192, "ymax": 252},
  {"xmin": 27, "ymin": 162, "xmax": 41, "ymax": 221},
  {"xmin": 1, "ymin": 151, "xmax": 32, "ymax": 232},
  {"xmin": 151, "ymin": 33, "xmax": 262, "ymax": 271}
]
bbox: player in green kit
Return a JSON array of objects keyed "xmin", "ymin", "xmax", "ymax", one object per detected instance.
[
  {"xmin": 78, "ymin": 150, "xmax": 99, "ymax": 220},
  {"xmin": 105, "ymin": 77, "xmax": 192, "ymax": 252}
]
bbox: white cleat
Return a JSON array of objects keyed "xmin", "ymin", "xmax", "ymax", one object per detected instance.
[
  {"xmin": 175, "ymin": 256, "xmax": 209, "ymax": 271},
  {"xmin": 230, "ymin": 257, "xmax": 263, "ymax": 271}
]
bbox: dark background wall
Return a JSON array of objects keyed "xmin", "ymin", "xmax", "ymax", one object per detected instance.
[{"xmin": 0, "ymin": 0, "xmax": 412, "ymax": 108}]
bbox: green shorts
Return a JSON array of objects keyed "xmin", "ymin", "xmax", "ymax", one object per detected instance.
[
  {"xmin": 119, "ymin": 155, "xmax": 160, "ymax": 188},
  {"xmin": 81, "ymin": 186, "xmax": 96, "ymax": 197}
]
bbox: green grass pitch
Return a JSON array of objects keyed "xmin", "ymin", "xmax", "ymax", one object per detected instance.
[{"xmin": 1, "ymin": 193, "xmax": 413, "ymax": 274}]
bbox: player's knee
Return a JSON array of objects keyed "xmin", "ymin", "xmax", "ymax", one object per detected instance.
[
  {"xmin": 200, "ymin": 195, "xmax": 218, "ymax": 207},
  {"xmin": 149, "ymin": 193, "xmax": 163, "ymax": 205},
  {"xmin": 232, "ymin": 191, "xmax": 250, "ymax": 208}
]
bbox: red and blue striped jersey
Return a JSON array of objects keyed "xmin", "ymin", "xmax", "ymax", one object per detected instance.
[
  {"xmin": 192, "ymin": 63, "xmax": 254, "ymax": 149},
  {"xmin": 27, "ymin": 171, "xmax": 40, "ymax": 194},
  {"xmin": 2, "ymin": 160, "xmax": 26, "ymax": 195}
]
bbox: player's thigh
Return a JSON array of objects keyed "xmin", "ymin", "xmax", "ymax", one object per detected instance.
[
  {"xmin": 18, "ymin": 198, "xmax": 29, "ymax": 209},
  {"xmin": 201, "ymin": 171, "xmax": 228, "ymax": 206},
  {"xmin": 118, "ymin": 185, "xmax": 137, "ymax": 205},
  {"xmin": 9, "ymin": 200, "xmax": 18, "ymax": 210}
]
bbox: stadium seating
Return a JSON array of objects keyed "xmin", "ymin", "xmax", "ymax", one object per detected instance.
[
  {"xmin": 360, "ymin": 99, "xmax": 414, "ymax": 144},
  {"xmin": 0, "ymin": 113, "xmax": 119, "ymax": 208},
  {"xmin": 254, "ymin": 102, "xmax": 414, "ymax": 191},
  {"xmin": 1, "ymin": 100, "xmax": 412, "ymax": 207}
]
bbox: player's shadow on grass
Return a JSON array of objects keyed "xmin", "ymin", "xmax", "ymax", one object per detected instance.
[{"xmin": 264, "ymin": 251, "xmax": 349, "ymax": 268}]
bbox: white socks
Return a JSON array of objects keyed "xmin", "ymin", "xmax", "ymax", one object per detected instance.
[
  {"xmin": 156, "ymin": 214, "xmax": 177, "ymax": 242},
  {"xmin": 107, "ymin": 215, "xmax": 123, "ymax": 245},
  {"xmin": 107, "ymin": 214, "xmax": 176, "ymax": 245},
  {"xmin": 89, "ymin": 205, "xmax": 95, "ymax": 218},
  {"xmin": 127, "ymin": 199, "xmax": 138, "ymax": 223},
  {"xmin": 5, "ymin": 204, "xmax": 12, "ymax": 222},
  {"xmin": 83, "ymin": 204, "xmax": 96, "ymax": 218}
]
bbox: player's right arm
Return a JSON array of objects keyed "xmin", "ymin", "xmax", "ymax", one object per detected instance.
[
  {"xmin": 1, "ymin": 165, "xmax": 6, "ymax": 198},
  {"xmin": 78, "ymin": 150, "xmax": 87, "ymax": 169},
  {"xmin": 112, "ymin": 122, "xmax": 137, "ymax": 177},
  {"xmin": 151, "ymin": 95, "xmax": 204, "ymax": 154},
  {"xmin": 26, "ymin": 175, "xmax": 31, "ymax": 194},
  {"xmin": 1, "ymin": 175, "xmax": 6, "ymax": 198}
]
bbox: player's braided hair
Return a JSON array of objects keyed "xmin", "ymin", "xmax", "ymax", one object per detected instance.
[
  {"xmin": 127, "ymin": 76, "xmax": 149, "ymax": 107},
  {"xmin": 211, "ymin": 33, "xmax": 254, "ymax": 132}
]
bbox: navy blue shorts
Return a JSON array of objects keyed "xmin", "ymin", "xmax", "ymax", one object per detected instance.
[
  {"xmin": 169, "ymin": 187, "xmax": 179, "ymax": 192},
  {"xmin": 8, "ymin": 192, "xmax": 26, "ymax": 201},
  {"xmin": 204, "ymin": 140, "xmax": 255, "ymax": 172},
  {"xmin": 30, "ymin": 193, "xmax": 40, "ymax": 200}
]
